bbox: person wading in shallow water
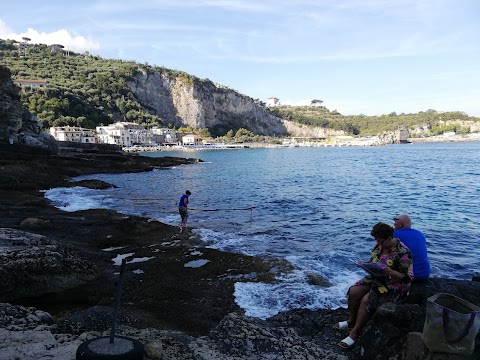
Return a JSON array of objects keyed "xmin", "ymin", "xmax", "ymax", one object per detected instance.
[{"xmin": 178, "ymin": 190, "xmax": 191, "ymax": 233}]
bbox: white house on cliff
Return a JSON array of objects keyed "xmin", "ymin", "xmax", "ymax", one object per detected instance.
[{"xmin": 267, "ymin": 97, "xmax": 280, "ymax": 107}]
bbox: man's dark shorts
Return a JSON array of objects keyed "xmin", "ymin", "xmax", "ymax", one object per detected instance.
[{"xmin": 179, "ymin": 206, "xmax": 188, "ymax": 222}]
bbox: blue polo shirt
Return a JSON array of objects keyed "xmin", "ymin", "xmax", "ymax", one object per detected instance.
[
  {"xmin": 179, "ymin": 194, "xmax": 189, "ymax": 208},
  {"xmin": 394, "ymin": 228, "xmax": 431, "ymax": 280}
]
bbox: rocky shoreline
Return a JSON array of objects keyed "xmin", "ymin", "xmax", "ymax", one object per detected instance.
[{"xmin": 1, "ymin": 142, "xmax": 479, "ymax": 359}]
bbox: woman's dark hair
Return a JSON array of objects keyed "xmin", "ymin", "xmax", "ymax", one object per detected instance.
[
  {"xmin": 370, "ymin": 222, "xmax": 394, "ymax": 240},
  {"xmin": 186, "ymin": 190, "xmax": 192, "ymax": 195}
]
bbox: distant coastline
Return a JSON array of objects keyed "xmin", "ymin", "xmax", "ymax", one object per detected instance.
[
  {"xmin": 409, "ymin": 133, "xmax": 480, "ymax": 143},
  {"xmin": 122, "ymin": 133, "xmax": 480, "ymax": 153}
]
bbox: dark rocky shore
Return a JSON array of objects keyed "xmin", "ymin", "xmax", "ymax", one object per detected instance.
[{"xmin": 1, "ymin": 142, "xmax": 479, "ymax": 360}]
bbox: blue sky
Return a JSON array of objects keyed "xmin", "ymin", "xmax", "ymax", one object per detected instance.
[{"xmin": 1, "ymin": 0, "xmax": 479, "ymax": 116}]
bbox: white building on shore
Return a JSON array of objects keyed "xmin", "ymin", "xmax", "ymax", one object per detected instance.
[
  {"xmin": 96, "ymin": 122, "xmax": 152, "ymax": 147},
  {"xmin": 151, "ymin": 127, "xmax": 179, "ymax": 145},
  {"xmin": 49, "ymin": 126, "xmax": 97, "ymax": 143},
  {"xmin": 51, "ymin": 122, "xmax": 201, "ymax": 148},
  {"xmin": 182, "ymin": 134, "xmax": 202, "ymax": 145}
]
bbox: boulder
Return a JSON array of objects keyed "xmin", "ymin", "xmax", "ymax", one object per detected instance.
[
  {"xmin": 306, "ymin": 271, "xmax": 333, "ymax": 287},
  {"xmin": 0, "ymin": 303, "xmax": 83, "ymax": 360},
  {"xmin": 67, "ymin": 179, "xmax": 117, "ymax": 190},
  {"xmin": 403, "ymin": 332, "xmax": 428, "ymax": 360},
  {"xmin": 19, "ymin": 217, "xmax": 53, "ymax": 230},
  {"xmin": 144, "ymin": 337, "xmax": 194, "ymax": 360},
  {"xmin": 0, "ymin": 228, "xmax": 98, "ymax": 302},
  {"xmin": 408, "ymin": 278, "xmax": 480, "ymax": 308}
]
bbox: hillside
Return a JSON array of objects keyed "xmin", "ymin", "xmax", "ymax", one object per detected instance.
[
  {"xmin": 0, "ymin": 38, "xmax": 286, "ymax": 137},
  {"xmin": 273, "ymin": 105, "xmax": 480, "ymax": 137},
  {"xmin": 2, "ymin": 38, "xmax": 480, "ymax": 138}
]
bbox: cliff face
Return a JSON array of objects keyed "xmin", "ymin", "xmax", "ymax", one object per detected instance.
[
  {"xmin": 0, "ymin": 65, "xmax": 57, "ymax": 151},
  {"xmin": 127, "ymin": 71, "xmax": 288, "ymax": 136},
  {"xmin": 0, "ymin": 66, "xmax": 23, "ymax": 143},
  {"xmin": 283, "ymin": 120, "xmax": 345, "ymax": 138}
]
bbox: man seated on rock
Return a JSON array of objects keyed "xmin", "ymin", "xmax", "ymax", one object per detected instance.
[{"xmin": 393, "ymin": 214, "xmax": 431, "ymax": 281}]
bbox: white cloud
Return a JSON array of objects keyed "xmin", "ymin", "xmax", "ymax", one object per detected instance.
[
  {"xmin": 0, "ymin": 21, "xmax": 100, "ymax": 54},
  {"xmin": 0, "ymin": 19, "xmax": 12, "ymax": 34}
]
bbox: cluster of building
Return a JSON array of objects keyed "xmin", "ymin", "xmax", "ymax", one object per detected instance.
[
  {"xmin": 49, "ymin": 122, "xmax": 203, "ymax": 148},
  {"xmin": 14, "ymin": 40, "xmax": 71, "ymax": 56}
]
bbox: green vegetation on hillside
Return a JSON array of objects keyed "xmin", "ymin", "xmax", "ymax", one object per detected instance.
[
  {"xmin": 0, "ymin": 38, "xmax": 198, "ymax": 129},
  {"xmin": 271, "ymin": 105, "xmax": 480, "ymax": 136},
  {"xmin": 271, "ymin": 106, "xmax": 361, "ymax": 134},
  {"xmin": 2, "ymin": 38, "xmax": 479, "ymax": 137}
]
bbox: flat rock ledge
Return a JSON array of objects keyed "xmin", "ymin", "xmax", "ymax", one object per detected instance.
[{"xmin": 2, "ymin": 277, "xmax": 479, "ymax": 360}]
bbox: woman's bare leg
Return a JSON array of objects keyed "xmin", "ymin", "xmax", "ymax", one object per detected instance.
[
  {"xmin": 346, "ymin": 285, "xmax": 370, "ymax": 328},
  {"xmin": 348, "ymin": 292, "xmax": 371, "ymax": 341}
]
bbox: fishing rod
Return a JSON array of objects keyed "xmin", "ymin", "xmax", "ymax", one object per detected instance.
[{"xmin": 189, "ymin": 206, "xmax": 256, "ymax": 221}]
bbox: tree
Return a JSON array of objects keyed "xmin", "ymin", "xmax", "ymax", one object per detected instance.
[
  {"xmin": 198, "ymin": 128, "xmax": 211, "ymax": 138},
  {"xmin": 20, "ymin": 37, "xmax": 32, "ymax": 57},
  {"xmin": 311, "ymin": 99, "xmax": 323, "ymax": 106},
  {"xmin": 254, "ymin": 98, "xmax": 266, "ymax": 107},
  {"xmin": 235, "ymin": 128, "xmax": 253, "ymax": 138}
]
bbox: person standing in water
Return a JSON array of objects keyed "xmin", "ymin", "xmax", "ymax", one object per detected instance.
[{"xmin": 178, "ymin": 190, "xmax": 191, "ymax": 232}]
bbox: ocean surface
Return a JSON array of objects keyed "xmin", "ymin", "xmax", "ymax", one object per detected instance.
[{"xmin": 45, "ymin": 142, "xmax": 480, "ymax": 319}]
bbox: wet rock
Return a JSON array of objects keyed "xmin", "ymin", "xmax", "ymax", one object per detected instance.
[
  {"xmin": 67, "ymin": 179, "xmax": 117, "ymax": 189},
  {"xmin": 0, "ymin": 228, "xmax": 98, "ymax": 302},
  {"xmin": 0, "ymin": 142, "xmax": 200, "ymax": 192},
  {"xmin": 19, "ymin": 217, "xmax": 53, "ymax": 230},
  {"xmin": 306, "ymin": 271, "xmax": 333, "ymax": 287}
]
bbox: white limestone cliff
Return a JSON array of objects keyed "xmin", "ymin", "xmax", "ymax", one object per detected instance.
[{"xmin": 127, "ymin": 71, "xmax": 288, "ymax": 136}]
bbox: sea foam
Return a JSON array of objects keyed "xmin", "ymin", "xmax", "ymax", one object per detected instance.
[{"xmin": 45, "ymin": 187, "xmax": 113, "ymax": 212}]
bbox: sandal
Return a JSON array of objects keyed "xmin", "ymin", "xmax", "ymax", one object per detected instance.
[
  {"xmin": 333, "ymin": 321, "xmax": 351, "ymax": 330},
  {"xmin": 339, "ymin": 336, "xmax": 356, "ymax": 349}
]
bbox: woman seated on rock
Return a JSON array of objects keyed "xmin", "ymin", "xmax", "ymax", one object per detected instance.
[{"xmin": 336, "ymin": 222, "xmax": 413, "ymax": 349}]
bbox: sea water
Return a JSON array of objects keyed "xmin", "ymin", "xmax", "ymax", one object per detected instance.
[{"xmin": 45, "ymin": 142, "xmax": 480, "ymax": 319}]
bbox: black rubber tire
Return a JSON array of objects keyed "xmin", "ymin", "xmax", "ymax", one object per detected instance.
[{"xmin": 76, "ymin": 336, "xmax": 144, "ymax": 360}]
